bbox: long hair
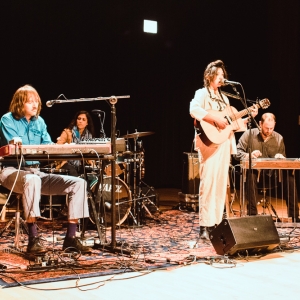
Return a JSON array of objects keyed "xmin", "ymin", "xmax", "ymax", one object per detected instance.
[
  {"xmin": 67, "ymin": 110, "xmax": 95, "ymax": 137},
  {"xmin": 9, "ymin": 85, "xmax": 42, "ymax": 120},
  {"xmin": 203, "ymin": 60, "xmax": 228, "ymax": 87}
]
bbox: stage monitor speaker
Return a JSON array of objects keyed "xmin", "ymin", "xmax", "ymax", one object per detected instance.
[
  {"xmin": 210, "ymin": 215, "xmax": 280, "ymax": 256},
  {"xmin": 182, "ymin": 152, "xmax": 200, "ymax": 195}
]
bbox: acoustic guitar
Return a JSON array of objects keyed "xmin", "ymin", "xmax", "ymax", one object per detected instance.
[{"xmin": 194, "ymin": 98, "xmax": 270, "ymax": 147}]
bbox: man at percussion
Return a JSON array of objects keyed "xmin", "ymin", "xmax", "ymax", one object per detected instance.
[
  {"xmin": 56, "ymin": 110, "xmax": 96, "ymax": 176},
  {"xmin": 234, "ymin": 112, "xmax": 300, "ymax": 222},
  {"xmin": 0, "ymin": 85, "xmax": 92, "ymax": 254}
]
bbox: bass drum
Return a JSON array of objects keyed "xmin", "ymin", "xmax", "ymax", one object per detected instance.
[{"xmin": 89, "ymin": 175, "xmax": 132, "ymax": 228}]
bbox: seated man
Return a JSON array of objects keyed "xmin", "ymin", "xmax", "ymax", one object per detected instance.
[
  {"xmin": 234, "ymin": 112, "xmax": 300, "ymax": 222},
  {"xmin": 0, "ymin": 85, "xmax": 91, "ymax": 253}
]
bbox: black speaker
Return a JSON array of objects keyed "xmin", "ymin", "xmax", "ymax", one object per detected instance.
[
  {"xmin": 210, "ymin": 215, "xmax": 280, "ymax": 256},
  {"xmin": 182, "ymin": 152, "xmax": 200, "ymax": 194}
]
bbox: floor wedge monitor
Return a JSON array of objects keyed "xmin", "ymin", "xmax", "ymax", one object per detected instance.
[{"xmin": 210, "ymin": 215, "xmax": 280, "ymax": 256}]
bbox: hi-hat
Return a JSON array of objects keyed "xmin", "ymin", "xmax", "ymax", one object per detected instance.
[{"xmin": 122, "ymin": 131, "xmax": 154, "ymax": 139}]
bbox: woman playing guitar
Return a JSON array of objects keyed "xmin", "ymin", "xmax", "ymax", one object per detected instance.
[{"xmin": 189, "ymin": 60, "xmax": 258, "ymax": 240}]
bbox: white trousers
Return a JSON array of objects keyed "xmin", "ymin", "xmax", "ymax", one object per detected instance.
[
  {"xmin": 198, "ymin": 139, "xmax": 231, "ymax": 227},
  {"xmin": 0, "ymin": 167, "xmax": 89, "ymax": 220}
]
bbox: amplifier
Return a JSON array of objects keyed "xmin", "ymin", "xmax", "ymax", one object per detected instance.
[
  {"xmin": 210, "ymin": 215, "xmax": 280, "ymax": 256},
  {"xmin": 182, "ymin": 152, "xmax": 200, "ymax": 195}
]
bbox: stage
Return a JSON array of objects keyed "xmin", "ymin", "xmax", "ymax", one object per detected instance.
[{"xmin": 1, "ymin": 188, "xmax": 300, "ymax": 299}]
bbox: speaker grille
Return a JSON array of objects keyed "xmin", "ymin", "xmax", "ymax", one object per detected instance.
[{"xmin": 210, "ymin": 216, "xmax": 280, "ymax": 256}]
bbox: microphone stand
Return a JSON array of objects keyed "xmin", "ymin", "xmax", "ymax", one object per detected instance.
[
  {"xmin": 46, "ymin": 94, "xmax": 131, "ymax": 255},
  {"xmin": 94, "ymin": 111, "xmax": 106, "ymax": 138},
  {"xmin": 231, "ymin": 86, "xmax": 257, "ymax": 217}
]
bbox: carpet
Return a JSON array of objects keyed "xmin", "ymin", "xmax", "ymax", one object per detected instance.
[{"xmin": 0, "ymin": 210, "xmax": 299, "ymax": 288}]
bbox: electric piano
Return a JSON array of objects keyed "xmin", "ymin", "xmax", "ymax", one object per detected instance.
[
  {"xmin": 0, "ymin": 138, "xmax": 126, "ymax": 161},
  {"xmin": 241, "ymin": 158, "xmax": 300, "ymax": 170}
]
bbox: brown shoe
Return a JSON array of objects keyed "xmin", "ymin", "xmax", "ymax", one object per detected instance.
[
  {"xmin": 62, "ymin": 236, "xmax": 92, "ymax": 254},
  {"xmin": 27, "ymin": 237, "xmax": 47, "ymax": 254}
]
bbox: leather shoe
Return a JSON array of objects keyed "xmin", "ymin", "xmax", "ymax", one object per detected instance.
[
  {"xmin": 27, "ymin": 237, "xmax": 46, "ymax": 254},
  {"xmin": 199, "ymin": 226, "xmax": 209, "ymax": 240},
  {"xmin": 63, "ymin": 236, "xmax": 92, "ymax": 254}
]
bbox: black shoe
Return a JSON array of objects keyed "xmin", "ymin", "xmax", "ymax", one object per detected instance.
[
  {"xmin": 63, "ymin": 236, "xmax": 92, "ymax": 253},
  {"xmin": 27, "ymin": 237, "xmax": 47, "ymax": 254},
  {"xmin": 207, "ymin": 225, "xmax": 216, "ymax": 233},
  {"xmin": 292, "ymin": 217, "xmax": 300, "ymax": 223},
  {"xmin": 199, "ymin": 226, "xmax": 210, "ymax": 240}
]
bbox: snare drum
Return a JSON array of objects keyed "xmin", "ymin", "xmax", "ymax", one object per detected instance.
[{"xmin": 89, "ymin": 176, "xmax": 132, "ymax": 227}]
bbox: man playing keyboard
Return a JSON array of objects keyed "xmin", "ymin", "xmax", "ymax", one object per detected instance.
[{"xmin": 0, "ymin": 85, "xmax": 92, "ymax": 254}]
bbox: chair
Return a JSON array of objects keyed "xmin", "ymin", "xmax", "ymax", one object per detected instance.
[{"xmin": 0, "ymin": 185, "xmax": 28, "ymax": 249}]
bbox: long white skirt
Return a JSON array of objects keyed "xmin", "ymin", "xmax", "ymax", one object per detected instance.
[{"xmin": 198, "ymin": 139, "xmax": 231, "ymax": 227}]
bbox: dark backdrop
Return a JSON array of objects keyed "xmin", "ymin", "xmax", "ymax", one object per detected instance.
[{"xmin": 1, "ymin": 0, "xmax": 299, "ymax": 189}]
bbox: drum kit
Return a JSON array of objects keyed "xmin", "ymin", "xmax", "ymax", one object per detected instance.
[
  {"xmin": 40, "ymin": 130, "xmax": 159, "ymax": 228},
  {"xmin": 88, "ymin": 130, "xmax": 158, "ymax": 228}
]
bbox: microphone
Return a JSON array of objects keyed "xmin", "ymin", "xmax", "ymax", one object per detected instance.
[
  {"xmin": 46, "ymin": 100, "xmax": 55, "ymax": 107},
  {"xmin": 91, "ymin": 109, "xmax": 103, "ymax": 115},
  {"xmin": 222, "ymin": 79, "xmax": 241, "ymax": 86}
]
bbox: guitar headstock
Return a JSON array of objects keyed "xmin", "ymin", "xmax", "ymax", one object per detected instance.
[{"xmin": 258, "ymin": 98, "xmax": 271, "ymax": 109}]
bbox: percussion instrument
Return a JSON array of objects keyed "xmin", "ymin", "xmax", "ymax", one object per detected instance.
[
  {"xmin": 88, "ymin": 175, "xmax": 132, "ymax": 228},
  {"xmin": 121, "ymin": 131, "xmax": 154, "ymax": 139},
  {"xmin": 104, "ymin": 155, "xmax": 127, "ymax": 177}
]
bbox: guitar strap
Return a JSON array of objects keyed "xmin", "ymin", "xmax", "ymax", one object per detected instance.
[{"xmin": 206, "ymin": 86, "xmax": 227, "ymax": 111}]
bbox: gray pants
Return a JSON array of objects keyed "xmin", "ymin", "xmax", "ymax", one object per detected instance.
[{"xmin": 0, "ymin": 167, "xmax": 89, "ymax": 220}]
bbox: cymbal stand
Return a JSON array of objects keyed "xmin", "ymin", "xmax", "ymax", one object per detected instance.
[
  {"xmin": 137, "ymin": 170, "xmax": 160, "ymax": 220},
  {"xmin": 130, "ymin": 138, "xmax": 159, "ymax": 225},
  {"xmin": 131, "ymin": 135, "xmax": 143, "ymax": 225}
]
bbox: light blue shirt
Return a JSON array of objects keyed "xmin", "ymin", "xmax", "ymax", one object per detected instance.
[{"xmin": 0, "ymin": 112, "xmax": 52, "ymax": 166}]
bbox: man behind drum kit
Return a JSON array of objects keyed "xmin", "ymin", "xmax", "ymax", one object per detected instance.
[{"xmin": 0, "ymin": 85, "xmax": 92, "ymax": 254}]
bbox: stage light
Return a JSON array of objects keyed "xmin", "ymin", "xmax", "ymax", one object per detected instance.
[{"xmin": 143, "ymin": 20, "xmax": 157, "ymax": 34}]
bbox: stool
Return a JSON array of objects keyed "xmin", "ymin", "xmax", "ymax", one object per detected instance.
[{"xmin": 0, "ymin": 185, "xmax": 28, "ymax": 249}]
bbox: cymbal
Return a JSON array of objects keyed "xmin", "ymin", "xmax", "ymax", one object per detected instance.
[{"xmin": 122, "ymin": 131, "xmax": 155, "ymax": 139}]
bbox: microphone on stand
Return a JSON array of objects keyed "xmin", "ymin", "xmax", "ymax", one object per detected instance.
[
  {"xmin": 92, "ymin": 109, "xmax": 106, "ymax": 138},
  {"xmin": 46, "ymin": 100, "xmax": 55, "ymax": 107},
  {"xmin": 91, "ymin": 109, "xmax": 104, "ymax": 115},
  {"xmin": 222, "ymin": 79, "xmax": 241, "ymax": 86}
]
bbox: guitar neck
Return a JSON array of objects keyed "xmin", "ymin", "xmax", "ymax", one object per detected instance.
[{"xmin": 229, "ymin": 104, "xmax": 257, "ymax": 121}]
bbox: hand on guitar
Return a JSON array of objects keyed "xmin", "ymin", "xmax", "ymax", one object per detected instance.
[
  {"xmin": 203, "ymin": 113, "xmax": 228, "ymax": 130},
  {"xmin": 250, "ymin": 106, "xmax": 259, "ymax": 117},
  {"xmin": 213, "ymin": 117, "xmax": 228, "ymax": 130},
  {"xmin": 243, "ymin": 106, "xmax": 259, "ymax": 125}
]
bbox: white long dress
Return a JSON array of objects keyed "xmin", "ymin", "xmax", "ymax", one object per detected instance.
[{"xmin": 190, "ymin": 87, "xmax": 242, "ymax": 227}]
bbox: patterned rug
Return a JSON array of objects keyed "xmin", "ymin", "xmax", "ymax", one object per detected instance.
[{"xmin": 0, "ymin": 210, "xmax": 299, "ymax": 288}]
